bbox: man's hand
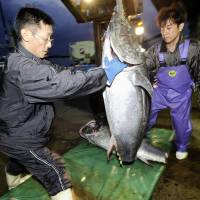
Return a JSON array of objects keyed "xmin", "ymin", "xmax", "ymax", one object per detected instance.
[
  {"xmin": 153, "ymin": 79, "xmax": 158, "ymax": 88},
  {"xmin": 103, "ymin": 56, "xmax": 127, "ymax": 85}
]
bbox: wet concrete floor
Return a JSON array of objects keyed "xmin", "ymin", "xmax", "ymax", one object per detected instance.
[{"xmin": 0, "ymin": 96, "xmax": 200, "ymax": 199}]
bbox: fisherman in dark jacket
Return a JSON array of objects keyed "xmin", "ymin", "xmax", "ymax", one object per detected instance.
[
  {"xmin": 146, "ymin": 2, "xmax": 200, "ymax": 160},
  {"xmin": 0, "ymin": 7, "xmax": 107, "ymax": 200}
]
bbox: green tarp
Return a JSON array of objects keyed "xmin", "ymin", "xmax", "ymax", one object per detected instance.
[{"xmin": 0, "ymin": 128, "xmax": 173, "ymax": 200}]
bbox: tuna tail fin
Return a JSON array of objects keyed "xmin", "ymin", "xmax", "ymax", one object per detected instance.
[{"xmin": 115, "ymin": 0, "xmax": 125, "ymax": 17}]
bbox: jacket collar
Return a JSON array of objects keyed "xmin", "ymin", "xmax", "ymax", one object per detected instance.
[{"xmin": 17, "ymin": 43, "xmax": 42, "ymax": 63}]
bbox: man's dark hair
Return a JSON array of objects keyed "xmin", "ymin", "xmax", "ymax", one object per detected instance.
[
  {"xmin": 15, "ymin": 7, "xmax": 54, "ymax": 41},
  {"xmin": 156, "ymin": 2, "xmax": 187, "ymax": 27}
]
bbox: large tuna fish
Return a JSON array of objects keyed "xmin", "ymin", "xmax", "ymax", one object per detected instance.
[{"xmin": 79, "ymin": 0, "xmax": 168, "ymax": 164}]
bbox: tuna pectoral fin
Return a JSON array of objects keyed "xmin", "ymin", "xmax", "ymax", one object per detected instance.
[{"xmin": 131, "ymin": 69, "xmax": 153, "ymax": 97}]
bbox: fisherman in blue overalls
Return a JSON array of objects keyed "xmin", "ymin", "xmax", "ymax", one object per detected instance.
[{"xmin": 146, "ymin": 2, "xmax": 200, "ymax": 160}]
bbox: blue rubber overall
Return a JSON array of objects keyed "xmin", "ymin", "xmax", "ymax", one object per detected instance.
[{"xmin": 148, "ymin": 40, "xmax": 194, "ymax": 152}]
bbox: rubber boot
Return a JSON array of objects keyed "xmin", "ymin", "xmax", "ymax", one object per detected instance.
[
  {"xmin": 176, "ymin": 151, "xmax": 188, "ymax": 160},
  {"xmin": 5, "ymin": 170, "xmax": 32, "ymax": 190},
  {"xmin": 51, "ymin": 188, "xmax": 74, "ymax": 200}
]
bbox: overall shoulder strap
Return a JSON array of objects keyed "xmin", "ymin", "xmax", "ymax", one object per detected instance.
[
  {"xmin": 179, "ymin": 39, "xmax": 190, "ymax": 64},
  {"xmin": 157, "ymin": 44, "xmax": 166, "ymax": 66}
]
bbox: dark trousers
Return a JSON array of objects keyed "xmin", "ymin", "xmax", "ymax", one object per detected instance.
[{"xmin": 1, "ymin": 145, "xmax": 71, "ymax": 196}]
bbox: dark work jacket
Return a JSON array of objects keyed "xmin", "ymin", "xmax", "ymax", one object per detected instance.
[
  {"xmin": 0, "ymin": 44, "xmax": 106, "ymax": 150},
  {"xmin": 145, "ymin": 36, "xmax": 200, "ymax": 90}
]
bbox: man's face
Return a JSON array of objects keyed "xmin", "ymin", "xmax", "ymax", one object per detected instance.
[
  {"xmin": 21, "ymin": 21, "xmax": 53, "ymax": 58},
  {"xmin": 160, "ymin": 19, "xmax": 184, "ymax": 44}
]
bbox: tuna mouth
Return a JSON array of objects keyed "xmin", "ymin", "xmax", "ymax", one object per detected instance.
[
  {"xmin": 79, "ymin": 120, "xmax": 110, "ymax": 148},
  {"xmin": 79, "ymin": 120, "xmax": 101, "ymax": 136}
]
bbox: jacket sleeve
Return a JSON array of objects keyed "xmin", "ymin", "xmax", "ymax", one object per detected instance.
[
  {"xmin": 187, "ymin": 40, "xmax": 200, "ymax": 91},
  {"xmin": 20, "ymin": 60, "xmax": 107, "ymax": 103},
  {"xmin": 145, "ymin": 46, "xmax": 159, "ymax": 84}
]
